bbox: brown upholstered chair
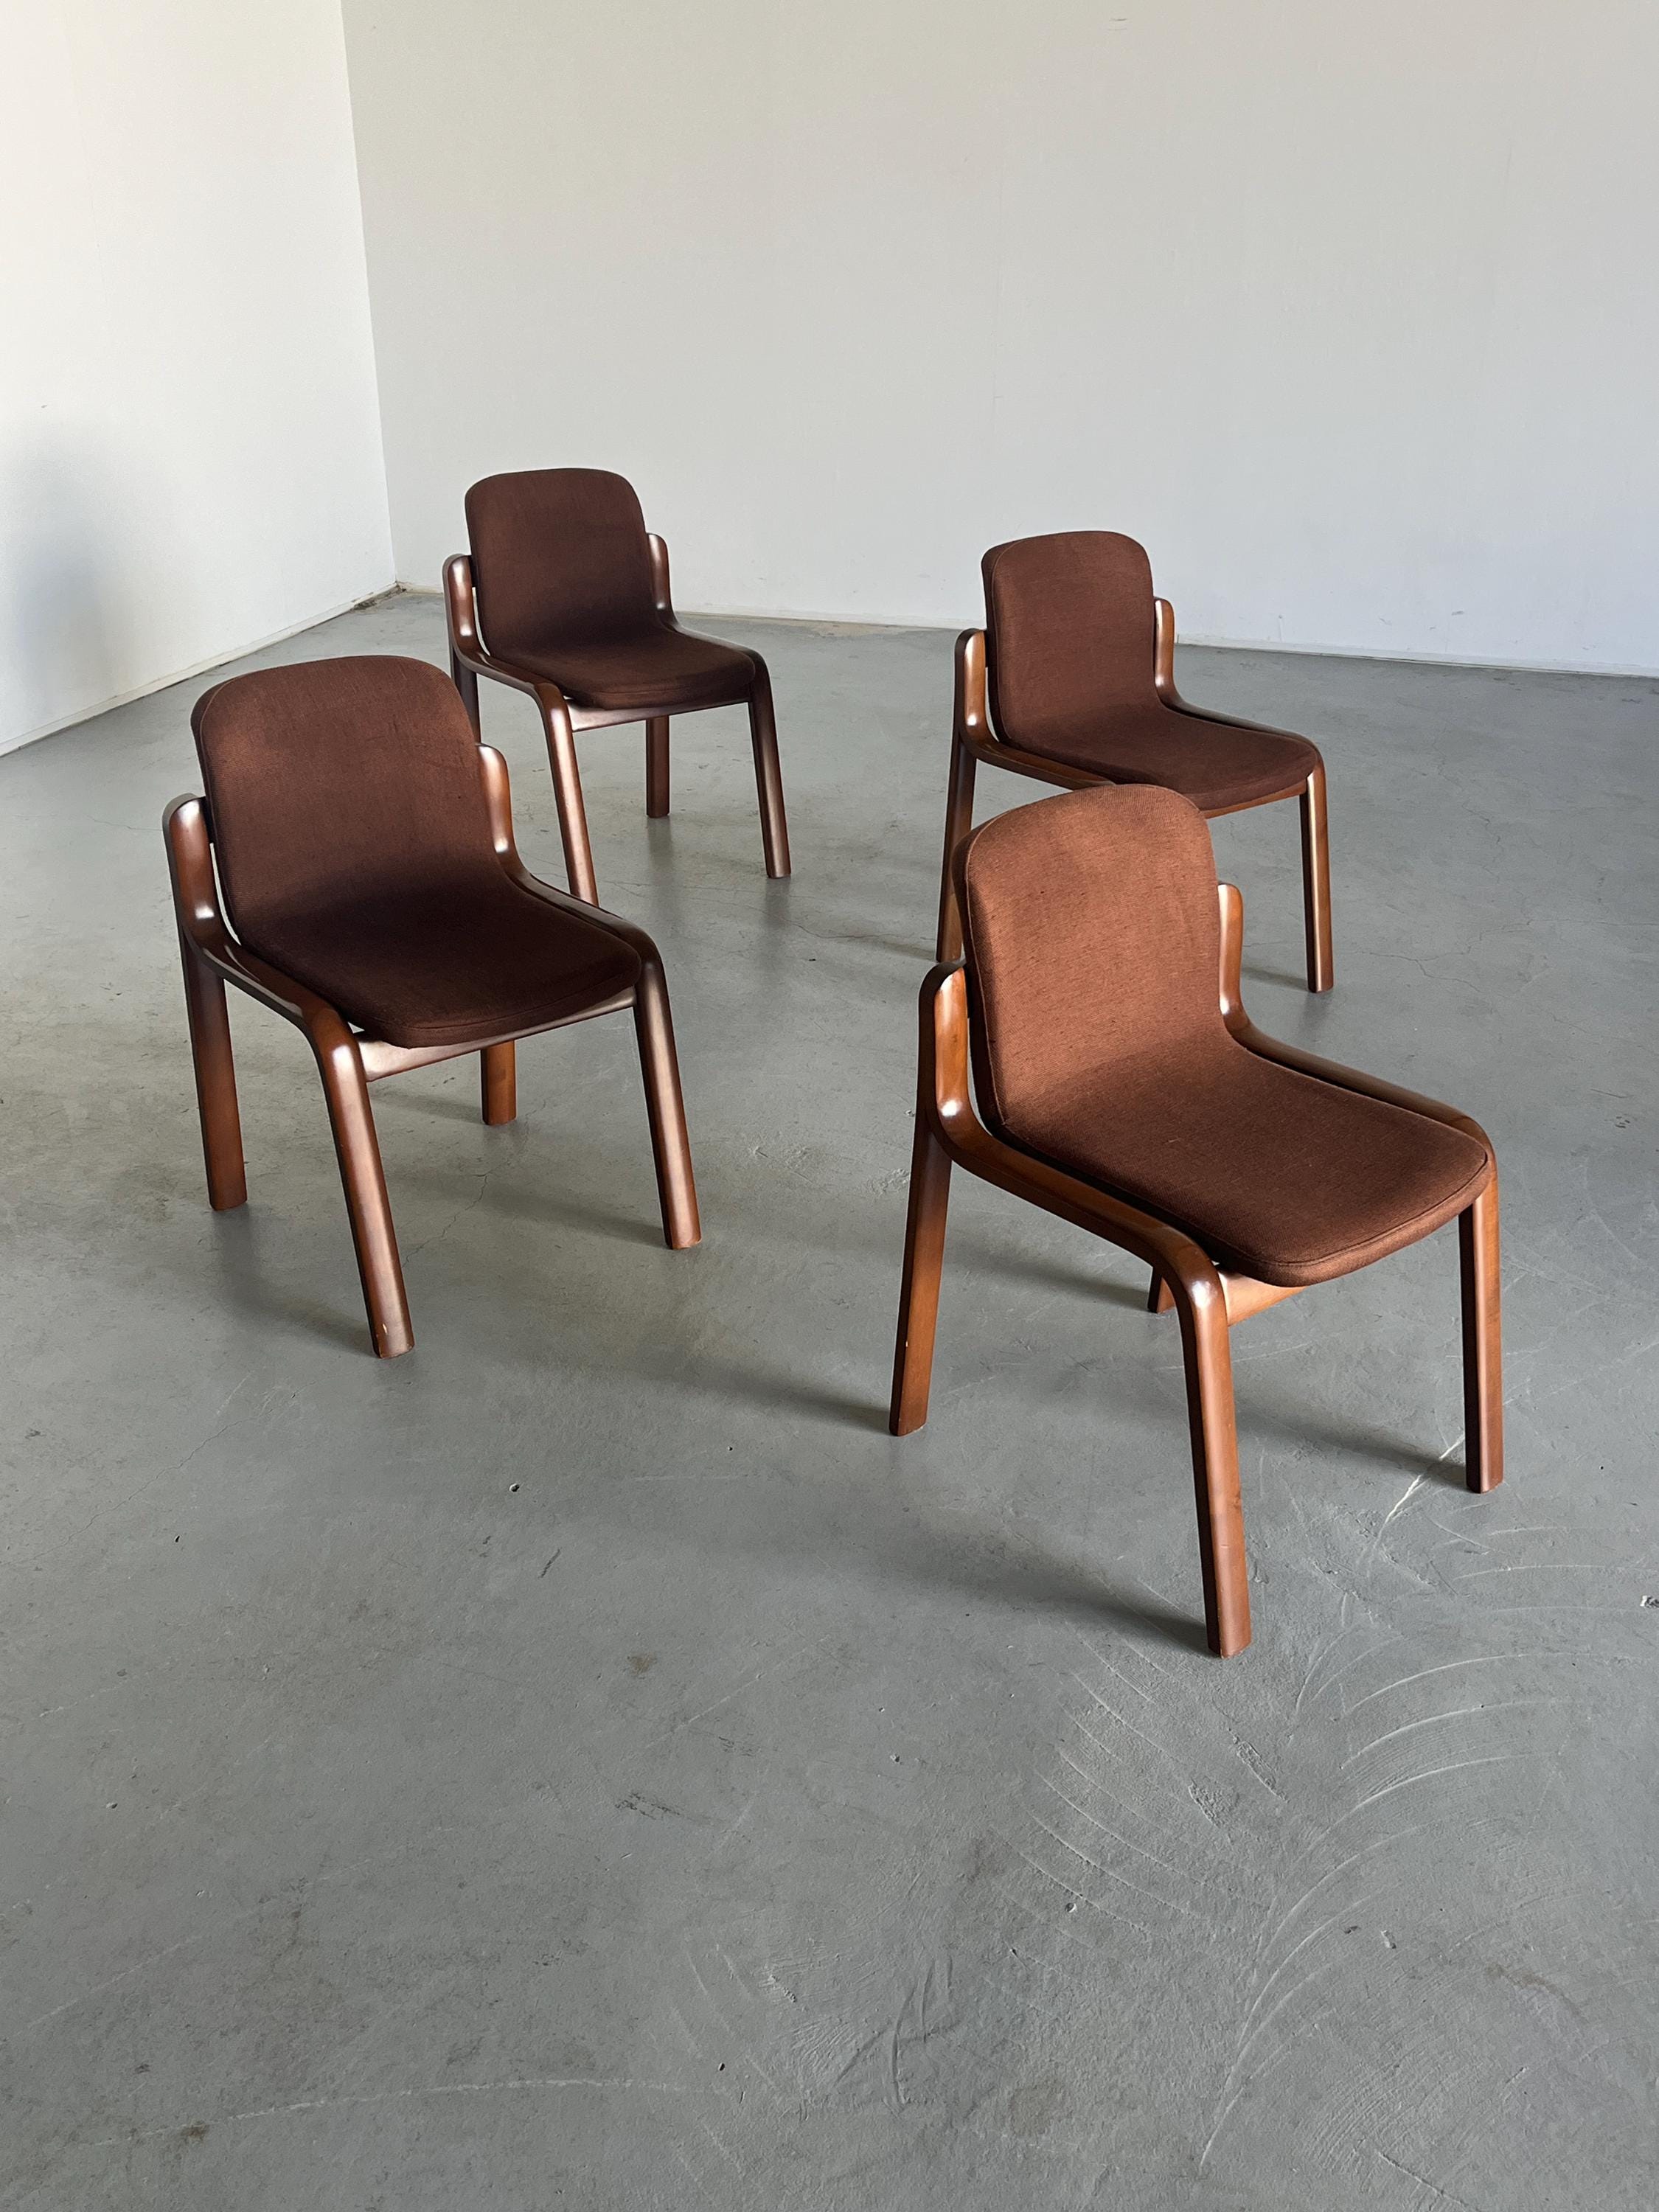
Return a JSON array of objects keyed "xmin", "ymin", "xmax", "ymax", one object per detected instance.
[
  {"xmin": 445, "ymin": 469, "xmax": 790, "ymax": 903},
  {"xmin": 891, "ymin": 785, "xmax": 1500, "ymax": 1658},
  {"xmin": 936, "ymin": 532, "xmax": 1335, "ymax": 992},
  {"xmin": 164, "ymin": 655, "xmax": 700, "ymax": 1360}
]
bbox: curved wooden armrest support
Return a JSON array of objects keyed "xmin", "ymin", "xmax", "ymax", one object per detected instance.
[
  {"xmin": 956, "ymin": 628, "xmax": 990, "ymax": 740},
  {"xmin": 647, "ymin": 533, "xmax": 676, "ymax": 625},
  {"xmin": 1155, "ymin": 596, "xmax": 1315, "ymax": 742},
  {"xmin": 444, "ymin": 553, "xmax": 574, "ymax": 717},
  {"xmin": 164, "ymin": 793, "xmax": 229, "ymax": 950},
  {"xmin": 1170, "ymin": 698, "xmax": 1318, "ymax": 743},
  {"xmin": 967, "ymin": 628, "xmax": 1091, "ymax": 783},
  {"xmin": 1236, "ymin": 1022, "xmax": 1491, "ymax": 1148},
  {"xmin": 164, "ymin": 797, "xmax": 343, "ymax": 1034},
  {"xmin": 956, "ymin": 631, "xmax": 1100, "ymax": 791},
  {"xmin": 443, "ymin": 553, "xmax": 495, "ymax": 681},
  {"xmin": 922, "ymin": 964, "xmax": 1227, "ymax": 1315},
  {"xmin": 1153, "ymin": 597, "xmax": 1182, "ymax": 703},
  {"xmin": 1217, "ymin": 877, "xmax": 1486, "ymax": 1148},
  {"xmin": 1217, "ymin": 878, "xmax": 1247, "ymax": 1032},
  {"xmin": 476, "ymin": 746, "xmax": 664, "ymax": 973}
]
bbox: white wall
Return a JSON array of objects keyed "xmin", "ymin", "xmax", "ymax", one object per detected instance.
[
  {"xmin": 343, "ymin": 0, "xmax": 1658, "ymax": 672},
  {"xmin": 1, "ymin": 1, "xmax": 394, "ymax": 754}
]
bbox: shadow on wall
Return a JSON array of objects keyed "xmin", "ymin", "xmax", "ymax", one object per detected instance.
[{"xmin": 1, "ymin": 428, "xmax": 153, "ymax": 751}]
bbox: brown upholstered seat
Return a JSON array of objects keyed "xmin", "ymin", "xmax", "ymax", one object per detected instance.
[
  {"xmin": 984, "ymin": 697, "xmax": 1318, "ymax": 813},
  {"xmin": 195, "ymin": 658, "xmax": 639, "ymax": 1048},
  {"xmin": 504, "ymin": 630, "xmax": 754, "ymax": 717},
  {"xmin": 229, "ymin": 883, "xmax": 638, "ymax": 1051},
  {"xmin": 169, "ymin": 653, "xmax": 700, "ymax": 1360},
  {"xmin": 959, "ymin": 789, "xmax": 1486, "ymax": 1287},
  {"xmin": 936, "ymin": 530, "xmax": 1335, "ymax": 992},
  {"xmin": 449, "ymin": 470, "xmax": 790, "ymax": 900}
]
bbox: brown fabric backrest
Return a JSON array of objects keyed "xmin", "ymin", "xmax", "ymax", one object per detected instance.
[
  {"xmin": 465, "ymin": 468, "xmax": 658, "ymax": 658},
  {"xmin": 192, "ymin": 656, "xmax": 494, "ymax": 933},
  {"xmin": 982, "ymin": 531, "xmax": 1158, "ymax": 747},
  {"xmin": 957, "ymin": 785, "xmax": 1222, "ymax": 1129}
]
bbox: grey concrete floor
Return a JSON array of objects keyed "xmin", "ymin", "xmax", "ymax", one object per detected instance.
[{"xmin": 3, "ymin": 594, "xmax": 1657, "ymax": 2210}]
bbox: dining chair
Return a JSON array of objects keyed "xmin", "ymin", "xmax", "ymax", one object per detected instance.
[
  {"xmin": 164, "ymin": 654, "xmax": 700, "ymax": 1359},
  {"xmin": 891, "ymin": 785, "xmax": 1500, "ymax": 1657},
  {"xmin": 445, "ymin": 468, "xmax": 790, "ymax": 903},
  {"xmin": 935, "ymin": 532, "xmax": 1335, "ymax": 992}
]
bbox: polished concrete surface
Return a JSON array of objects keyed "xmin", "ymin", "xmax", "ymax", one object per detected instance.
[{"xmin": 3, "ymin": 597, "xmax": 1656, "ymax": 2209}]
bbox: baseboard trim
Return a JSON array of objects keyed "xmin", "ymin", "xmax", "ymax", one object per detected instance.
[
  {"xmin": 392, "ymin": 581, "xmax": 1658, "ymax": 678},
  {"xmin": 0, "ymin": 583, "xmax": 401, "ymax": 759}
]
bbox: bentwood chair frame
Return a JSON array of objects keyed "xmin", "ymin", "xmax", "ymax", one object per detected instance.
[
  {"xmin": 935, "ymin": 620, "xmax": 1335, "ymax": 992},
  {"xmin": 445, "ymin": 536, "xmax": 790, "ymax": 907},
  {"xmin": 891, "ymin": 878, "xmax": 1500, "ymax": 1658},
  {"xmin": 164, "ymin": 745, "xmax": 700, "ymax": 1360}
]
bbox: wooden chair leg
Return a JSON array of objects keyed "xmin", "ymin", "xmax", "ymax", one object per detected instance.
[
  {"xmin": 1172, "ymin": 1281, "xmax": 1251, "ymax": 1655},
  {"xmin": 313, "ymin": 1025, "xmax": 413, "ymax": 1358},
  {"xmin": 888, "ymin": 1120, "xmax": 953, "ymax": 1436},
  {"xmin": 746, "ymin": 659, "xmax": 792, "ymax": 878},
  {"xmin": 632, "ymin": 965, "xmax": 700, "ymax": 1250},
  {"xmin": 1299, "ymin": 763, "xmax": 1335, "ymax": 994},
  {"xmin": 1459, "ymin": 1178, "xmax": 1503, "ymax": 1492},
  {"xmin": 934, "ymin": 726, "xmax": 978, "ymax": 962},
  {"xmin": 481, "ymin": 1041, "xmax": 516, "ymax": 1126},
  {"xmin": 178, "ymin": 937, "xmax": 247, "ymax": 1211},
  {"xmin": 543, "ymin": 710, "xmax": 600, "ymax": 906},
  {"xmin": 1147, "ymin": 1268, "xmax": 1175, "ymax": 1314},
  {"xmin": 451, "ymin": 652, "xmax": 481, "ymax": 740},
  {"xmin": 646, "ymin": 716, "xmax": 670, "ymax": 819}
]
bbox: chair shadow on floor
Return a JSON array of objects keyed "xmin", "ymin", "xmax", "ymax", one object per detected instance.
[
  {"xmin": 1249, "ymin": 1403, "xmax": 1473, "ymax": 1484},
  {"xmin": 439, "ymin": 1168, "xmax": 669, "ymax": 1251},
  {"xmin": 944, "ymin": 1234, "xmax": 1152, "ymax": 1309},
  {"xmin": 201, "ymin": 1206, "xmax": 369, "ymax": 1353},
  {"xmin": 880, "ymin": 1514, "xmax": 1211, "ymax": 1652},
  {"xmin": 1243, "ymin": 959, "xmax": 1313, "ymax": 992},
  {"xmin": 824, "ymin": 919, "xmax": 935, "ymax": 961},
  {"xmin": 376, "ymin": 1085, "xmax": 504, "ymax": 1126},
  {"xmin": 379, "ymin": 1114, "xmax": 673, "ymax": 1249},
  {"xmin": 660, "ymin": 1350, "xmax": 1203, "ymax": 1651}
]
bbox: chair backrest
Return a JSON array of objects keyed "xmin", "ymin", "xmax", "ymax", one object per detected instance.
[
  {"xmin": 956, "ymin": 785, "xmax": 1223, "ymax": 1130},
  {"xmin": 192, "ymin": 656, "xmax": 494, "ymax": 933},
  {"xmin": 465, "ymin": 468, "xmax": 658, "ymax": 658},
  {"xmin": 981, "ymin": 531, "xmax": 1158, "ymax": 748}
]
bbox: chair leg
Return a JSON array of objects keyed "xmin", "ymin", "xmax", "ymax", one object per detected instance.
[
  {"xmin": 481, "ymin": 1041, "xmax": 516, "ymax": 1126},
  {"xmin": 451, "ymin": 652, "xmax": 481, "ymax": 740},
  {"xmin": 543, "ymin": 712, "xmax": 600, "ymax": 906},
  {"xmin": 313, "ymin": 1026, "xmax": 414, "ymax": 1358},
  {"xmin": 1147, "ymin": 1268, "xmax": 1175, "ymax": 1314},
  {"xmin": 1172, "ymin": 1283, "xmax": 1251, "ymax": 1655},
  {"xmin": 888, "ymin": 1120, "xmax": 953, "ymax": 1436},
  {"xmin": 646, "ymin": 716, "xmax": 670, "ymax": 819},
  {"xmin": 632, "ymin": 965, "xmax": 700, "ymax": 1250},
  {"xmin": 934, "ymin": 726, "xmax": 978, "ymax": 962},
  {"xmin": 1459, "ymin": 1178, "xmax": 1503, "ymax": 1493},
  {"xmin": 746, "ymin": 659, "xmax": 792, "ymax": 878},
  {"xmin": 178, "ymin": 937, "xmax": 247, "ymax": 1211},
  {"xmin": 1299, "ymin": 764, "xmax": 1335, "ymax": 994}
]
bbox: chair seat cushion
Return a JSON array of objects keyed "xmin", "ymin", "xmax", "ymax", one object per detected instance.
[
  {"xmin": 1001, "ymin": 702, "xmax": 1320, "ymax": 813},
  {"xmin": 240, "ymin": 875, "xmax": 641, "ymax": 1050},
  {"xmin": 507, "ymin": 625, "xmax": 755, "ymax": 714},
  {"xmin": 997, "ymin": 1038, "xmax": 1490, "ymax": 1287}
]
